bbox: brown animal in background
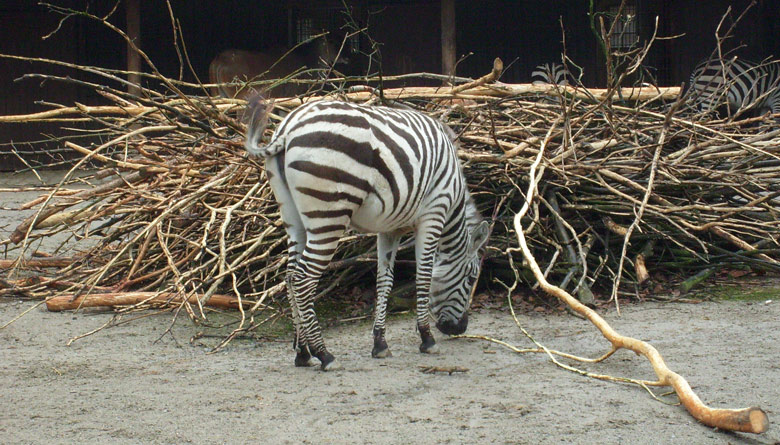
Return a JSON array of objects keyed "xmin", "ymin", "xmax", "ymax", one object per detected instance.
[{"xmin": 208, "ymin": 37, "xmax": 343, "ymax": 100}]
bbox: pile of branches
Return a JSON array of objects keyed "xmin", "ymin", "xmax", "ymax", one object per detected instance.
[
  {"xmin": 2, "ymin": 70, "xmax": 779, "ymax": 310},
  {"xmin": 1, "ymin": 51, "xmax": 779, "ymax": 327}
]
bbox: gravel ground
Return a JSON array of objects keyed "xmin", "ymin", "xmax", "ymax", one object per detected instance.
[{"xmin": 1, "ymin": 299, "xmax": 779, "ymax": 444}]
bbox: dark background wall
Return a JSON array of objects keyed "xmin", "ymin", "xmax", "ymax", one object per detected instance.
[{"xmin": 2, "ymin": 0, "xmax": 779, "ymax": 170}]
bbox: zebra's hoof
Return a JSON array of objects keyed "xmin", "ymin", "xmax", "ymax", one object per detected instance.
[
  {"xmin": 320, "ymin": 359, "xmax": 341, "ymax": 371},
  {"xmin": 420, "ymin": 342, "xmax": 439, "ymax": 354},
  {"xmin": 294, "ymin": 343, "xmax": 314, "ymax": 367},
  {"xmin": 316, "ymin": 350, "xmax": 338, "ymax": 371},
  {"xmin": 294, "ymin": 355, "xmax": 315, "ymax": 367},
  {"xmin": 372, "ymin": 347, "xmax": 392, "ymax": 358}
]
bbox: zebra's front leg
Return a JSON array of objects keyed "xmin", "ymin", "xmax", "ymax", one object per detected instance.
[
  {"xmin": 372, "ymin": 233, "xmax": 401, "ymax": 358},
  {"xmin": 414, "ymin": 217, "xmax": 444, "ymax": 354}
]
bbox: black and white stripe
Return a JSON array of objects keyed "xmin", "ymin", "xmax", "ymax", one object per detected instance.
[
  {"xmin": 245, "ymin": 99, "xmax": 489, "ymax": 370},
  {"xmin": 689, "ymin": 58, "xmax": 780, "ymax": 120},
  {"xmin": 531, "ymin": 63, "xmax": 571, "ymax": 86}
]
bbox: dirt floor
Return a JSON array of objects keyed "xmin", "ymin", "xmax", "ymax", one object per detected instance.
[
  {"xmin": 0, "ymin": 297, "xmax": 778, "ymax": 444},
  {"xmin": 2, "ymin": 172, "xmax": 780, "ymax": 444}
]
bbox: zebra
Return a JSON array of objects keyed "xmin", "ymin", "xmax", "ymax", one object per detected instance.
[
  {"xmin": 244, "ymin": 98, "xmax": 490, "ymax": 370},
  {"xmin": 688, "ymin": 57, "xmax": 780, "ymax": 120},
  {"xmin": 531, "ymin": 63, "xmax": 571, "ymax": 86}
]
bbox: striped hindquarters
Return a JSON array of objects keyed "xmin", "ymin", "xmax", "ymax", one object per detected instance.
[
  {"xmin": 689, "ymin": 58, "xmax": 780, "ymax": 113},
  {"xmin": 272, "ymin": 100, "xmax": 466, "ymax": 232},
  {"xmin": 531, "ymin": 63, "xmax": 571, "ymax": 86}
]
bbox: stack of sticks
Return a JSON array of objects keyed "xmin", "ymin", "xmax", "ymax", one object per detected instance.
[{"xmin": 1, "ymin": 61, "xmax": 779, "ymax": 317}]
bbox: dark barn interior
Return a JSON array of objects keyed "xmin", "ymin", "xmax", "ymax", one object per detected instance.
[{"xmin": 1, "ymin": 0, "xmax": 779, "ymax": 170}]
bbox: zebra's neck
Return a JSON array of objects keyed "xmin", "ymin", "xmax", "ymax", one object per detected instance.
[{"xmin": 438, "ymin": 194, "xmax": 478, "ymax": 257}]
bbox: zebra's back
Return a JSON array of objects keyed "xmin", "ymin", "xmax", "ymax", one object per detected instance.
[{"xmin": 270, "ymin": 100, "xmax": 466, "ymax": 234}]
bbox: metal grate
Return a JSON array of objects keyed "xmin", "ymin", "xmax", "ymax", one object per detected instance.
[
  {"xmin": 608, "ymin": 4, "xmax": 638, "ymax": 49},
  {"xmin": 296, "ymin": 17, "xmax": 315, "ymax": 42},
  {"xmin": 294, "ymin": 7, "xmax": 359, "ymax": 54}
]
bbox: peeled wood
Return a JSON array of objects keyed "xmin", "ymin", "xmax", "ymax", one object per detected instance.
[
  {"xmin": 0, "ymin": 82, "xmax": 680, "ymax": 126},
  {"xmin": 710, "ymin": 226, "xmax": 777, "ymax": 264},
  {"xmin": 634, "ymin": 241, "xmax": 654, "ymax": 284},
  {"xmin": 271, "ymin": 84, "xmax": 680, "ymax": 109},
  {"xmin": 0, "ymin": 257, "xmax": 76, "ymax": 269},
  {"xmin": 45, "ymin": 291, "xmax": 249, "ymax": 311},
  {"xmin": 514, "ymin": 136, "xmax": 768, "ymax": 434},
  {"xmin": 290, "ymin": 80, "xmax": 673, "ymax": 102}
]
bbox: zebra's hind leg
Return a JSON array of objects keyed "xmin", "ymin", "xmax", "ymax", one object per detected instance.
[
  {"xmin": 265, "ymin": 155, "xmax": 313, "ymax": 367},
  {"xmin": 372, "ymin": 233, "xmax": 401, "ymax": 358},
  {"xmin": 771, "ymin": 98, "xmax": 780, "ymax": 123},
  {"xmin": 292, "ymin": 224, "xmax": 348, "ymax": 371},
  {"xmin": 288, "ymin": 271, "xmax": 314, "ymax": 367},
  {"xmin": 284, "ymin": 223, "xmax": 315, "ymax": 367}
]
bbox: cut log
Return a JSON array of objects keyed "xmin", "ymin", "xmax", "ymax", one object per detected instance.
[
  {"xmin": 45, "ymin": 292, "xmax": 251, "ymax": 311},
  {"xmin": 0, "ymin": 257, "xmax": 77, "ymax": 269},
  {"xmin": 679, "ymin": 268, "xmax": 715, "ymax": 293}
]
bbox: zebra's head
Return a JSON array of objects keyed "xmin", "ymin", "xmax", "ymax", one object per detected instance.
[{"xmin": 430, "ymin": 200, "xmax": 490, "ymax": 336}]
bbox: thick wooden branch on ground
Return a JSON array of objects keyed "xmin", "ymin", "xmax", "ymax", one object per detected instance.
[
  {"xmin": 45, "ymin": 292, "xmax": 251, "ymax": 311},
  {"xmin": 273, "ymin": 84, "xmax": 681, "ymax": 108},
  {"xmin": 512, "ymin": 133, "xmax": 769, "ymax": 434},
  {"xmin": 0, "ymin": 257, "xmax": 77, "ymax": 269}
]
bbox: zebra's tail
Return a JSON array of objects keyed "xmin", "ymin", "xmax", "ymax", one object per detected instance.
[{"xmin": 243, "ymin": 95, "xmax": 282, "ymax": 158}]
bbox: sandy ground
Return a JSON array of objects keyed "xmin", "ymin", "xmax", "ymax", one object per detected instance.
[
  {"xmin": 2, "ymin": 171, "xmax": 780, "ymax": 444},
  {"xmin": 1, "ymin": 299, "xmax": 779, "ymax": 444}
]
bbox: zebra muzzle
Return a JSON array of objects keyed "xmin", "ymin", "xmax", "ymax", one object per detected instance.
[{"xmin": 436, "ymin": 313, "xmax": 468, "ymax": 336}]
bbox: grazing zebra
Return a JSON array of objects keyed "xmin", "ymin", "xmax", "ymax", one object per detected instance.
[
  {"xmin": 531, "ymin": 63, "xmax": 571, "ymax": 86},
  {"xmin": 244, "ymin": 99, "xmax": 489, "ymax": 370},
  {"xmin": 688, "ymin": 57, "xmax": 780, "ymax": 120}
]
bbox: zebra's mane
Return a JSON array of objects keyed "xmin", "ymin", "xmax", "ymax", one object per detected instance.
[{"xmin": 439, "ymin": 122, "xmax": 481, "ymax": 230}]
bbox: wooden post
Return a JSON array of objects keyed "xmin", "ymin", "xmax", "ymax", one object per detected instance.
[
  {"xmin": 441, "ymin": 0, "xmax": 456, "ymax": 81},
  {"xmin": 126, "ymin": 0, "xmax": 141, "ymax": 95}
]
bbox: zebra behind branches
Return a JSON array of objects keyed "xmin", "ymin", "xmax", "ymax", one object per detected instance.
[
  {"xmin": 244, "ymin": 99, "xmax": 489, "ymax": 371},
  {"xmin": 531, "ymin": 63, "xmax": 572, "ymax": 86},
  {"xmin": 688, "ymin": 57, "xmax": 780, "ymax": 121}
]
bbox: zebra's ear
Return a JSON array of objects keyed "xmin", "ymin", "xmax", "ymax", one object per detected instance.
[{"xmin": 469, "ymin": 221, "xmax": 490, "ymax": 254}]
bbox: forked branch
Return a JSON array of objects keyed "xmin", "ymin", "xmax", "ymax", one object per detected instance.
[{"xmin": 511, "ymin": 125, "xmax": 768, "ymax": 434}]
